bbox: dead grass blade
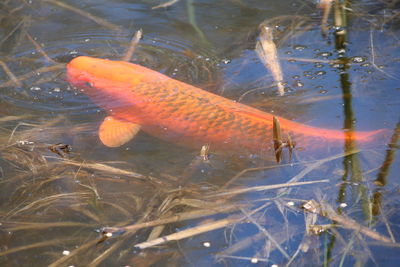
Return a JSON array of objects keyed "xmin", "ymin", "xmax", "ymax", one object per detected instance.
[
  {"xmin": 211, "ymin": 179, "xmax": 329, "ymax": 198},
  {"xmin": 216, "ymin": 232, "xmax": 266, "ymax": 258},
  {"xmin": 91, "ymin": 196, "xmax": 165, "ymax": 265},
  {"xmin": 279, "ymin": 149, "xmax": 359, "ymax": 193},
  {"xmin": 0, "ymin": 60, "xmax": 22, "ymax": 87},
  {"xmin": 0, "ymin": 115, "xmax": 32, "ymax": 123},
  {"xmin": 6, "ymin": 192, "xmax": 90, "ymax": 218},
  {"xmin": 0, "ymin": 64, "xmax": 64, "ymax": 88},
  {"xmin": 152, "ymin": 0, "xmax": 180, "ymax": 10},
  {"xmin": 122, "ymin": 29, "xmax": 143, "ymax": 62},
  {"xmin": 43, "ymin": 0, "xmax": 121, "ymax": 31},
  {"xmin": 222, "ymin": 160, "xmax": 309, "ymax": 189},
  {"xmin": 70, "ymin": 205, "xmax": 102, "ymax": 223},
  {"xmin": 134, "ymin": 216, "xmax": 241, "ymax": 250},
  {"xmin": 48, "ymin": 239, "xmax": 99, "ymax": 267},
  {"xmin": 50, "ymin": 157, "xmax": 151, "ymax": 181},
  {"xmin": 9, "ymin": 3, "xmax": 25, "ymax": 14},
  {"xmin": 104, "ymin": 204, "xmax": 241, "ymax": 235},
  {"xmin": 216, "ymin": 254, "xmax": 269, "ymax": 264},
  {"xmin": 3, "ymin": 221, "xmax": 92, "ymax": 231},
  {"xmin": 256, "ymin": 26, "xmax": 284, "ymax": 96},
  {"xmin": 88, "ymin": 238, "xmax": 127, "ymax": 267},
  {"xmin": 0, "ymin": 238, "xmax": 74, "ymax": 257}
]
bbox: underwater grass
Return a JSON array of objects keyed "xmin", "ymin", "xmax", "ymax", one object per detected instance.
[{"xmin": 2, "ymin": 118, "xmax": 396, "ymax": 265}]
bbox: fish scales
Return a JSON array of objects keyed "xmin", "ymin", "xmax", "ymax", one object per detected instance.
[{"xmin": 126, "ymin": 77, "xmax": 270, "ymax": 151}]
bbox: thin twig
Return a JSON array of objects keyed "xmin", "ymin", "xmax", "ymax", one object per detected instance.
[
  {"xmin": 88, "ymin": 238, "xmax": 127, "ymax": 267},
  {"xmin": 0, "ymin": 18, "xmax": 27, "ymax": 47},
  {"xmin": 0, "ymin": 60, "xmax": 22, "ymax": 87},
  {"xmin": 369, "ymin": 29, "xmax": 397, "ymax": 80},
  {"xmin": 122, "ymin": 29, "xmax": 142, "ymax": 62},
  {"xmin": 43, "ymin": 0, "xmax": 121, "ymax": 31},
  {"xmin": 26, "ymin": 32, "xmax": 56, "ymax": 63},
  {"xmin": 239, "ymin": 207, "xmax": 290, "ymax": 259}
]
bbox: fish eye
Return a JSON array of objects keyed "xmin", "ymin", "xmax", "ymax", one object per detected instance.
[{"xmin": 85, "ymin": 82, "xmax": 92, "ymax": 87}]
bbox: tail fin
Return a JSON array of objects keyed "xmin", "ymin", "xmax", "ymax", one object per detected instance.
[{"xmin": 348, "ymin": 128, "xmax": 390, "ymax": 144}]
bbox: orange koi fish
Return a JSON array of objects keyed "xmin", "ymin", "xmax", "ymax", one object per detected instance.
[{"xmin": 67, "ymin": 56, "xmax": 384, "ymax": 157}]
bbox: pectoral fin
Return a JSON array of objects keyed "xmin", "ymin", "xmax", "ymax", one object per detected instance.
[{"xmin": 99, "ymin": 116, "xmax": 141, "ymax": 147}]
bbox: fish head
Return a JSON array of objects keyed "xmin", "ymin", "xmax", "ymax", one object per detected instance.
[
  {"xmin": 67, "ymin": 56, "xmax": 152, "ymax": 90},
  {"xmin": 66, "ymin": 56, "xmax": 162, "ymax": 111}
]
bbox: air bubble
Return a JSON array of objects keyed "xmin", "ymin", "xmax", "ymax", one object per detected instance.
[
  {"xmin": 203, "ymin": 241, "xmax": 211, "ymax": 247},
  {"xmin": 351, "ymin": 56, "xmax": 366, "ymax": 63},
  {"xmin": 295, "ymin": 81, "xmax": 304, "ymax": 87},
  {"xmin": 337, "ymin": 48, "xmax": 346, "ymax": 54},
  {"xmin": 318, "ymin": 52, "xmax": 331, "ymax": 57},
  {"xmin": 293, "ymin": 45, "xmax": 307, "ymax": 51}
]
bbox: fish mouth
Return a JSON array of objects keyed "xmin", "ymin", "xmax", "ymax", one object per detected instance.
[
  {"xmin": 66, "ymin": 61, "xmax": 91, "ymax": 89},
  {"xmin": 66, "ymin": 56, "xmax": 98, "ymax": 86}
]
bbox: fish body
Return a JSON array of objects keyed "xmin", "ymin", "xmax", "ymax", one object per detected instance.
[{"xmin": 67, "ymin": 56, "xmax": 383, "ymax": 156}]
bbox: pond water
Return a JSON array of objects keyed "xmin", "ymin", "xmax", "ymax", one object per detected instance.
[{"xmin": 0, "ymin": 0, "xmax": 399, "ymax": 266}]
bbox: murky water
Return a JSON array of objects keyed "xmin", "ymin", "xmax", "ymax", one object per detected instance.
[{"xmin": 1, "ymin": 0, "xmax": 399, "ymax": 266}]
